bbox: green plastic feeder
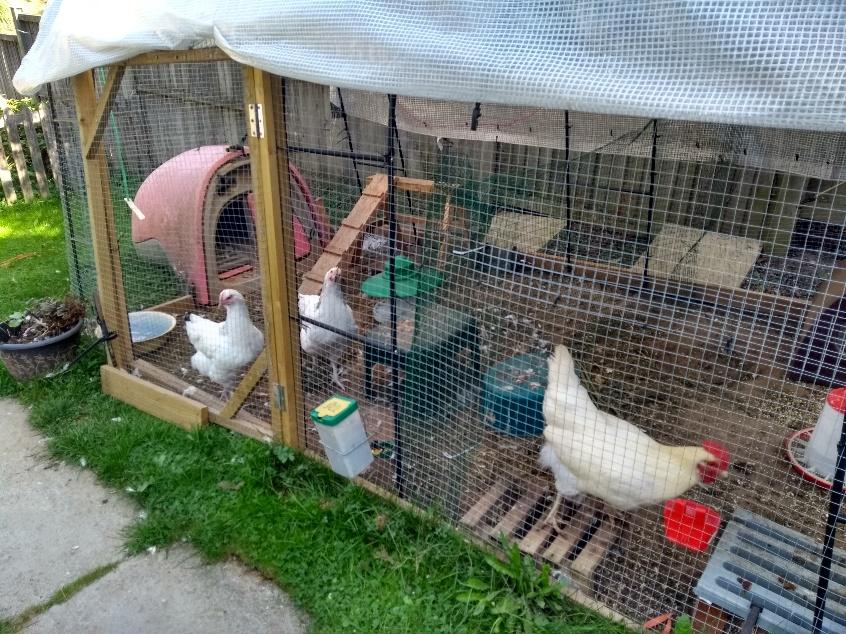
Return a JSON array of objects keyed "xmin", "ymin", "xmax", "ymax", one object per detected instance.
[
  {"xmin": 361, "ymin": 255, "xmax": 443, "ymax": 298},
  {"xmin": 482, "ymin": 354, "xmax": 547, "ymax": 437}
]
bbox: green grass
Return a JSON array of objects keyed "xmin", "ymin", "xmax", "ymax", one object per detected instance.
[
  {"xmin": 1, "ymin": 562, "xmax": 120, "ymax": 632},
  {"xmin": 0, "ymin": 197, "xmax": 630, "ymax": 633},
  {"xmin": 0, "ymin": 198, "xmax": 70, "ymax": 315}
]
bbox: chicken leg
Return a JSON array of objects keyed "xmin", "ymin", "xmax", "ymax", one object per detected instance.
[
  {"xmin": 542, "ymin": 493, "xmax": 565, "ymax": 531},
  {"xmin": 330, "ymin": 361, "xmax": 347, "ymax": 391}
]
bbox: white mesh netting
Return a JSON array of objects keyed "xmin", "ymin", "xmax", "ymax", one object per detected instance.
[{"xmin": 14, "ymin": 0, "xmax": 846, "ymax": 132}]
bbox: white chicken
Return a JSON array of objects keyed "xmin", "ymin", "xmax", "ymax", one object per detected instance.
[
  {"xmin": 184, "ymin": 289, "xmax": 264, "ymax": 398},
  {"xmin": 539, "ymin": 344, "xmax": 729, "ymax": 525},
  {"xmin": 298, "ymin": 266, "xmax": 357, "ymax": 390}
]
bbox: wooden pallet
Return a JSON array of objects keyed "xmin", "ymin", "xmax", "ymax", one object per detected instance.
[{"xmin": 460, "ymin": 479, "xmax": 623, "ymax": 596}]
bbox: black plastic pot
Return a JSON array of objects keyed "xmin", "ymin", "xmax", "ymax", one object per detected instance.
[{"xmin": 0, "ymin": 319, "xmax": 83, "ymax": 381}]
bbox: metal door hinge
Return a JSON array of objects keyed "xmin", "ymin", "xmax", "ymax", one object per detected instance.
[
  {"xmin": 273, "ymin": 383, "xmax": 286, "ymax": 411},
  {"xmin": 248, "ymin": 103, "xmax": 264, "ymax": 139}
]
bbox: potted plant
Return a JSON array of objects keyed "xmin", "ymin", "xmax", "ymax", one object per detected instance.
[{"xmin": 0, "ymin": 296, "xmax": 85, "ymax": 381}]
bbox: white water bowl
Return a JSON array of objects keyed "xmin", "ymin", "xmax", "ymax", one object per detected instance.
[{"xmin": 129, "ymin": 311, "xmax": 177, "ymax": 354}]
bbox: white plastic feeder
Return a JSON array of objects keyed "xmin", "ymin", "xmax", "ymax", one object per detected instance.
[
  {"xmin": 310, "ymin": 395, "xmax": 373, "ymax": 478},
  {"xmin": 805, "ymin": 387, "xmax": 846, "ymax": 480}
]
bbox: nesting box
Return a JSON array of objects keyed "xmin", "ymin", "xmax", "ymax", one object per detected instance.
[{"xmin": 131, "ymin": 144, "xmax": 324, "ymax": 305}]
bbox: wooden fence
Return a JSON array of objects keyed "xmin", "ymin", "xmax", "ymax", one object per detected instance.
[
  {"xmin": 0, "ymin": 12, "xmax": 56, "ymax": 203},
  {"xmin": 0, "ymin": 103, "xmax": 53, "ymax": 203}
]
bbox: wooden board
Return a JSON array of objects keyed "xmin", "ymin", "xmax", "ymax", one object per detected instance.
[
  {"xmin": 73, "ymin": 70, "xmax": 134, "ymax": 370},
  {"xmin": 299, "ymin": 174, "xmax": 388, "ymax": 295},
  {"xmin": 365, "ymin": 175, "xmax": 435, "ymax": 193},
  {"xmin": 244, "ymin": 67, "xmax": 300, "ymax": 446},
  {"xmin": 486, "ymin": 212, "xmax": 567, "ymax": 254},
  {"xmin": 147, "ymin": 294, "xmax": 195, "ymax": 316},
  {"xmin": 219, "ymin": 350, "xmax": 268, "ymax": 420},
  {"xmin": 630, "ymin": 224, "xmax": 761, "ymax": 288},
  {"xmin": 133, "ymin": 359, "xmax": 272, "ymax": 441},
  {"xmin": 101, "ymin": 365, "xmax": 208, "ymax": 430},
  {"xmin": 460, "ymin": 479, "xmax": 622, "ymax": 596}
]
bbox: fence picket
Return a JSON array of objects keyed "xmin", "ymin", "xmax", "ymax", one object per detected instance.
[
  {"xmin": 0, "ymin": 136, "xmax": 16, "ymax": 203},
  {"xmin": 22, "ymin": 108, "xmax": 49, "ymax": 196},
  {"xmin": 3, "ymin": 110, "xmax": 33, "ymax": 201}
]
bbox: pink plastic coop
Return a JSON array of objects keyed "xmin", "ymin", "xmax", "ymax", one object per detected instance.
[{"xmin": 131, "ymin": 145, "xmax": 327, "ymax": 305}]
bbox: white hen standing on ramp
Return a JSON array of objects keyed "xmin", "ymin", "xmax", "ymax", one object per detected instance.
[
  {"xmin": 184, "ymin": 289, "xmax": 264, "ymax": 398},
  {"xmin": 299, "ymin": 266, "xmax": 357, "ymax": 390}
]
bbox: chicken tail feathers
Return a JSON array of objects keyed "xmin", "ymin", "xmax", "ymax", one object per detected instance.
[{"xmin": 544, "ymin": 344, "xmax": 597, "ymax": 422}]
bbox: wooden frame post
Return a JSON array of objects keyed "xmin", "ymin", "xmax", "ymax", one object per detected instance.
[
  {"xmin": 72, "ymin": 70, "xmax": 133, "ymax": 369},
  {"xmin": 243, "ymin": 67, "xmax": 301, "ymax": 447}
]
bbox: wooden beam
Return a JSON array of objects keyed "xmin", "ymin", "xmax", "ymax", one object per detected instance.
[
  {"xmin": 147, "ymin": 294, "xmax": 195, "ymax": 315},
  {"xmin": 101, "ymin": 365, "xmax": 208, "ymax": 430},
  {"xmin": 366, "ymin": 174, "xmax": 435, "ymax": 193},
  {"xmin": 244, "ymin": 67, "xmax": 301, "ymax": 447},
  {"xmin": 299, "ymin": 175, "xmax": 388, "ymax": 295},
  {"xmin": 219, "ymin": 350, "xmax": 268, "ymax": 420},
  {"xmin": 133, "ymin": 359, "xmax": 272, "ymax": 441},
  {"xmin": 73, "ymin": 71, "xmax": 133, "ymax": 370},
  {"xmin": 124, "ymin": 48, "xmax": 231, "ymax": 66},
  {"xmin": 513, "ymin": 250, "xmax": 808, "ymax": 325},
  {"xmin": 763, "ymin": 173, "xmax": 806, "ymax": 256},
  {"xmin": 83, "ymin": 65, "xmax": 126, "ymax": 159}
]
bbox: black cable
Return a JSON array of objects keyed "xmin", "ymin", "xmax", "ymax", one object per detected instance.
[
  {"xmin": 336, "ymin": 88, "xmax": 362, "ymax": 192},
  {"xmin": 385, "ymin": 95, "xmax": 404, "ymax": 498}
]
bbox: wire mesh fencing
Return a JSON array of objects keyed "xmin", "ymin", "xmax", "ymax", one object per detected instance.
[{"xmin": 58, "ymin": 65, "xmax": 846, "ymax": 631}]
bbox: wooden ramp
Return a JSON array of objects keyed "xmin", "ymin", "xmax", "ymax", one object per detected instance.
[
  {"xmin": 460, "ymin": 479, "xmax": 623, "ymax": 596},
  {"xmin": 299, "ymin": 174, "xmax": 388, "ymax": 295}
]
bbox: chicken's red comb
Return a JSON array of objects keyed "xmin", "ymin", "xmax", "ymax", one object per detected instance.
[{"xmin": 702, "ymin": 440, "xmax": 730, "ymax": 471}]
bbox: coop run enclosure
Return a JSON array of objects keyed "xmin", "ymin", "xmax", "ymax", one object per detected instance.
[{"xmin": 16, "ymin": 1, "xmax": 846, "ymax": 631}]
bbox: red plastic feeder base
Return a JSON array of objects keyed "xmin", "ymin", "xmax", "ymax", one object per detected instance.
[
  {"xmin": 663, "ymin": 498, "xmax": 721, "ymax": 552},
  {"xmin": 784, "ymin": 427, "xmax": 835, "ymax": 490}
]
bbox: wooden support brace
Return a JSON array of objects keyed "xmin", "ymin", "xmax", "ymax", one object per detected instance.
[
  {"xmin": 366, "ymin": 174, "xmax": 435, "ymax": 193},
  {"xmin": 73, "ymin": 70, "xmax": 133, "ymax": 370},
  {"xmin": 124, "ymin": 48, "xmax": 232, "ymax": 66},
  {"xmin": 133, "ymin": 359, "xmax": 272, "ymax": 441},
  {"xmin": 299, "ymin": 174, "xmax": 388, "ymax": 295},
  {"xmin": 244, "ymin": 67, "xmax": 301, "ymax": 446},
  {"xmin": 219, "ymin": 350, "xmax": 269, "ymax": 420},
  {"xmin": 83, "ymin": 65, "xmax": 126, "ymax": 159},
  {"xmin": 147, "ymin": 294, "xmax": 196, "ymax": 316},
  {"xmin": 101, "ymin": 365, "xmax": 208, "ymax": 430}
]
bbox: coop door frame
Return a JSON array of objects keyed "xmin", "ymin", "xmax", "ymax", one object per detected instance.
[{"xmin": 70, "ymin": 52, "xmax": 302, "ymax": 448}]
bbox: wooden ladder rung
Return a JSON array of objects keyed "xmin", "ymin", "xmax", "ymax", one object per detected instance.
[
  {"xmin": 461, "ymin": 480, "xmax": 509, "ymax": 528},
  {"xmin": 543, "ymin": 502, "xmax": 597, "ymax": 564},
  {"xmin": 570, "ymin": 516, "xmax": 623, "ymax": 593},
  {"xmin": 519, "ymin": 522, "xmax": 555, "ymax": 556},
  {"xmin": 487, "ymin": 490, "xmax": 544, "ymax": 540}
]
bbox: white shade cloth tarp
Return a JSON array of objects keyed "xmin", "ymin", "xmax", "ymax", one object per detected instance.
[{"xmin": 13, "ymin": 0, "xmax": 846, "ymax": 132}]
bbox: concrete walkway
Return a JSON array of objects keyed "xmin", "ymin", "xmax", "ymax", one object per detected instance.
[{"xmin": 0, "ymin": 398, "xmax": 309, "ymax": 633}]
